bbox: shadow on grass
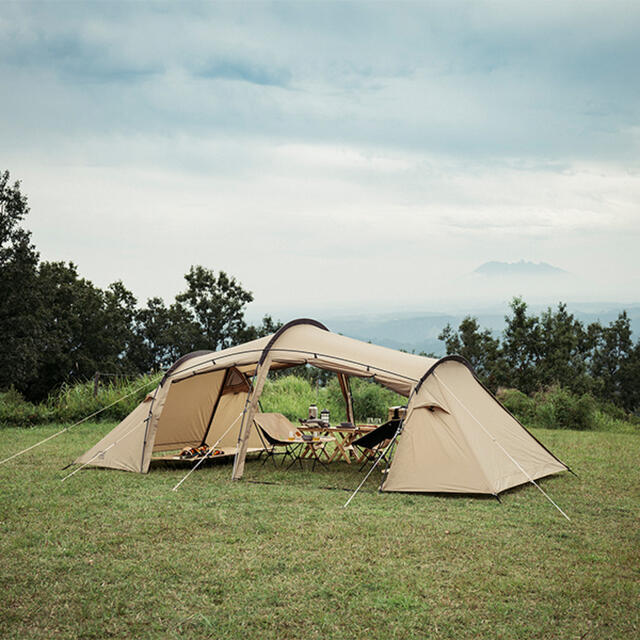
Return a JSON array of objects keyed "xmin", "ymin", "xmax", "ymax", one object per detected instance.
[{"xmin": 148, "ymin": 453, "xmax": 541, "ymax": 502}]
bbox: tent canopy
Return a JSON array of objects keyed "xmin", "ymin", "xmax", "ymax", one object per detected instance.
[
  {"xmin": 75, "ymin": 318, "xmax": 568, "ymax": 495},
  {"xmin": 160, "ymin": 319, "xmax": 437, "ymax": 396}
]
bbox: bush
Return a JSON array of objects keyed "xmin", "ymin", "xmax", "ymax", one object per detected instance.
[
  {"xmin": 533, "ymin": 386, "xmax": 596, "ymax": 430},
  {"xmin": 0, "ymin": 387, "xmax": 53, "ymax": 426},
  {"xmin": 0, "ymin": 374, "xmax": 160, "ymax": 428},
  {"xmin": 350, "ymin": 377, "xmax": 405, "ymax": 422},
  {"xmin": 261, "ymin": 375, "xmax": 347, "ymax": 423},
  {"xmin": 261, "ymin": 374, "xmax": 405, "ymax": 423},
  {"xmin": 50, "ymin": 374, "xmax": 159, "ymax": 423},
  {"xmin": 497, "ymin": 388, "xmax": 537, "ymax": 425},
  {"xmin": 498, "ymin": 386, "xmax": 600, "ymax": 431},
  {"xmin": 3, "ymin": 372, "xmax": 636, "ymax": 435}
]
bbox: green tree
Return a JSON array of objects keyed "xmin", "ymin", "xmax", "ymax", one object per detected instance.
[
  {"xmin": 174, "ymin": 266, "xmax": 254, "ymax": 351},
  {"xmin": 502, "ymin": 297, "xmax": 542, "ymax": 394},
  {"xmin": 0, "ymin": 171, "xmax": 42, "ymax": 395},
  {"xmin": 535, "ymin": 303, "xmax": 591, "ymax": 393},
  {"xmin": 0, "ymin": 171, "xmax": 286, "ymax": 398},
  {"xmin": 239, "ymin": 314, "xmax": 282, "ymax": 342},
  {"xmin": 25, "ymin": 262, "xmax": 139, "ymax": 400},
  {"xmin": 102, "ymin": 280, "xmax": 139, "ymax": 372},
  {"xmin": 438, "ymin": 316, "xmax": 502, "ymax": 390},
  {"xmin": 131, "ymin": 297, "xmax": 200, "ymax": 371},
  {"xmin": 589, "ymin": 312, "xmax": 639, "ymax": 412},
  {"xmin": 132, "ymin": 268, "xmax": 278, "ymax": 371}
]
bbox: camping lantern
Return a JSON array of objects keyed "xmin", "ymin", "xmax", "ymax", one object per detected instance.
[
  {"xmin": 320, "ymin": 408, "xmax": 330, "ymax": 425},
  {"xmin": 308, "ymin": 404, "xmax": 318, "ymax": 420}
]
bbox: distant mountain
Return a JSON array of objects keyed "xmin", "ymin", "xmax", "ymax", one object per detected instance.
[{"xmin": 474, "ymin": 260, "xmax": 568, "ymax": 277}]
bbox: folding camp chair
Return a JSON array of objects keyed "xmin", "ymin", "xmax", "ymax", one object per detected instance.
[
  {"xmin": 351, "ymin": 418, "xmax": 401, "ymax": 472},
  {"xmin": 253, "ymin": 413, "xmax": 304, "ymax": 469}
]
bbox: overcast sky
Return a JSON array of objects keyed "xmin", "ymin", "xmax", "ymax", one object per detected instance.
[{"xmin": 2, "ymin": 1, "xmax": 639, "ymax": 319}]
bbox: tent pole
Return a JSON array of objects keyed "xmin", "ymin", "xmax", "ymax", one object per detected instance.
[
  {"xmin": 337, "ymin": 373, "xmax": 355, "ymax": 424},
  {"xmin": 199, "ymin": 368, "xmax": 230, "ymax": 446},
  {"xmin": 433, "ymin": 372, "xmax": 571, "ymax": 522},
  {"xmin": 140, "ymin": 380, "xmax": 162, "ymax": 472},
  {"xmin": 231, "ymin": 355, "xmax": 272, "ymax": 480},
  {"xmin": 0, "ymin": 374, "xmax": 162, "ymax": 467}
]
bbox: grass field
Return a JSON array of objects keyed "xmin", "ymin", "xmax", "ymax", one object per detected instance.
[{"xmin": 1, "ymin": 424, "xmax": 638, "ymax": 639}]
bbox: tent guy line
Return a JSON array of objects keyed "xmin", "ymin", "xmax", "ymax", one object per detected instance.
[
  {"xmin": 0, "ymin": 373, "xmax": 163, "ymax": 467},
  {"xmin": 171, "ymin": 410, "xmax": 243, "ymax": 492},
  {"xmin": 432, "ymin": 372, "xmax": 571, "ymax": 521}
]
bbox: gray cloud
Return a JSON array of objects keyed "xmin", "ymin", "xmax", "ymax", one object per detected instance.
[
  {"xmin": 2, "ymin": 1, "xmax": 638, "ymax": 162},
  {"xmin": 195, "ymin": 58, "xmax": 291, "ymax": 87}
]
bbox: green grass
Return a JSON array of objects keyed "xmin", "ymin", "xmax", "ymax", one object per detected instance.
[{"xmin": 1, "ymin": 424, "xmax": 638, "ymax": 639}]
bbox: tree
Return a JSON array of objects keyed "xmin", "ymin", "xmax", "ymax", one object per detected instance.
[
  {"xmin": 501, "ymin": 297, "xmax": 542, "ymax": 393},
  {"xmin": 589, "ymin": 312, "xmax": 639, "ymax": 411},
  {"xmin": 131, "ymin": 297, "xmax": 199, "ymax": 371},
  {"xmin": 0, "ymin": 171, "xmax": 42, "ymax": 394},
  {"xmin": 238, "ymin": 314, "xmax": 283, "ymax": 342},
  {"xmin": 1, "ymin": 171, "xmax": 285, "ymax": 397},
  {"xmin": 174, "ymin": 266, "xmax": 254, "ymax": 351},
  {"xmin": 132, "ymin": 267, "xmax": 278, "ymax": 372},
  {"xmin": 535, "ymin": 303, "xmax": 591, "ymax": 393},
  {"xmin": 438, "ymin": 316, "xmax": 502, "ymax": 390},
  {"xmin": 102, "ymin": 280, "xmax": 139, "ymax": 373},
  {"xmin": 24, "ymin": 262, "xmax": 139, "ymax": 400}
]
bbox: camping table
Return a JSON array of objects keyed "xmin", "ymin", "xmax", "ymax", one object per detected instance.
[
  {"xmin": 285, "ymin": 436, "xmax": 335, "ymax": 470},
  {"xmin": 298, "ymin": 424, "xmax": 377, "ymax": 464}
]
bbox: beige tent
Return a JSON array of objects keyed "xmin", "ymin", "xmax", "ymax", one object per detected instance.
[{"xmin": 75, "ymin": 318, "xmax": 568, "ymax": 495}]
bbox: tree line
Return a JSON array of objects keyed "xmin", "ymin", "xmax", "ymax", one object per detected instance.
[
  {"xmin": 0, "ymin": 171, "xmax": 280, "ymax": 401},
  {"xmin": 2, "ymin": 169, "xmax": 639, "ymax": 414},
  {"xmin": 439, "ymin": 299, "xmax": 640, "ymax": 413}
]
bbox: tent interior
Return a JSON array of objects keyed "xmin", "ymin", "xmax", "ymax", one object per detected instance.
[{"xmin": 74, "ymin": 319, "xmax": 569, "ymax": 496}]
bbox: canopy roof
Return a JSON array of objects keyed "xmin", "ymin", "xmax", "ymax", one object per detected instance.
[{"xmin": 162, "ymin": 319, "xmax": 438, "ymax": 396}]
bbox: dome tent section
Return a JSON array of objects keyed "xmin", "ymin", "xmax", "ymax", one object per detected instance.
[
  {"xmin": 381, "ymin": 357, "xmax": 567, "ymax": 495},
  {"xmin": 74, "ymin": 319, "xmax": 568, "ymax": 497}
]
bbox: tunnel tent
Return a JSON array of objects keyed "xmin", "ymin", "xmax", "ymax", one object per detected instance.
[{"xmin": 73, "ymin": 318, "xmax": 568, "ymax": 496}]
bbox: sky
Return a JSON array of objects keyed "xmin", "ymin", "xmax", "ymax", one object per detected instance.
[{"xmin": 2, "ymin": 1, "xmax": 639, "ymax": 320}]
